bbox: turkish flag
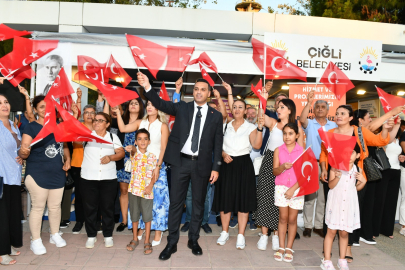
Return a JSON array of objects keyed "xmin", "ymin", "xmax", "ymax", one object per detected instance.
[
  {"xmin": 45, "ymin": 67, "xmax": 75, "ymax": 114},
  {"xmin": 159, "ymin": 82, "xmax": 170, "ymax": 101},
  {"xmin": 265, "ymin": 47, "xmax": 307, "ymax": 81},
  {"xmin": 292, "ymin": 147, "xmax": 319, "ymax": 197},
  {"xmin": 104, "ymin": 54, "xmax": 132, "ymax": 88},
  {"xmin": 376, "ymin": 86, "xmax": 405, "ymax": 114},
  {"xmin": 199, "ymin": 63, "xmax": 215, "ymax": 87},
  {"xmin": 30, "ymin": 100, "xmax": 57, "ymax": 146},
  {"xmin": 250, "ymin": 79, "xmax": 266, "ymax": 110},
  {"xmin": 0, "ymin": 65, "xmax": 35, "ymax": 87},
  {"xmin": 53, "ymin": 100, "xmax": 111, "ymax": 144},
  {"xmin": 74, "ymin": 55, "xmax": 105, "ymax": 82},
  {"xmin": 89, "ymin": 79, "xmax": 139, "ymax": 108},
  {"xmin": 168, "ymin": 115, "xmax": 175, "ymax": 132},
  {"xmin": 0, "ymin": 24, "xmax": 31, "ymax": 41},
  {"xmin": 0, "ymin": 37, "xmax": 58, "ymax": 80},
  {"xmin": 318, "ymin": 127, "xmax": 357, "ymax": 171},
  {"xmin": 189, "ymin": 52, "xmax": 218, "ymax": 73},
  {"xmin": 126, "ymin": 34, "xmax": 167, "ymax": 79},
  {"xmin": 320, "ymin": 61, "xmax": 354, "ymax": 100},
  {"xmin": 166, "ymin": 45, "xmax": 194, "ymax": 72},
  {"xmin": 251, "ymin": 38, "xmax": 286, "ymax": 73}
]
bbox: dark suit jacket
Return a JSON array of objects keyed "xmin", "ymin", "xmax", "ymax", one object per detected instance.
[{"xmin": 144, "ymin": 89, "xmax": 223, "ymax": 177}]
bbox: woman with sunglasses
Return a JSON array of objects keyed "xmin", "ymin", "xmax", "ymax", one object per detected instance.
[{"xmin": 80, "ymin": 112, "xmax": 125, "ymax": 249}]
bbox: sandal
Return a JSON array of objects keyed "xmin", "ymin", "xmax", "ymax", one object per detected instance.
[
  {"xmin": 283, "ymin": 248, "xmax": 294, "ymax": 262},
  {"xmin": 0, "ymin": 255, "xmax": 17, "ymax": 265},
  {"xmin": 274, "ymin": 248, "xmax": 285, "ymax": 262},
  {"xmin": 143, "ymin": 243, "xmax": 153, "ymax": 255},
  {"xmin": 10, "ymin": 247, "xmax": 20, "ymax": 256},
  {"xmin": 126, "ymin": 240, "xmax": 139, "ymax": 252},
  {"xmin": 345, "ymin": 256, "xmax": 353, "ymax": 263}
]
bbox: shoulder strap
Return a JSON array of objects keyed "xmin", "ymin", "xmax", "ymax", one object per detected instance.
[
  {"xmin": 261, "ymin": 122, "xmax": 277, "ymax": 157},
  {"xmin": 223, "ymin": 122, "xmax": 228, "ymax": 136},
  {"xmin": 357, "ymin": 126, "xmax": 366, "ymax": 152}
]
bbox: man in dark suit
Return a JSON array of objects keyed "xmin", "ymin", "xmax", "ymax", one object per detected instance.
[{"xmin": 138, "ymin": 72, "xmax": 223, "ymax": 260}]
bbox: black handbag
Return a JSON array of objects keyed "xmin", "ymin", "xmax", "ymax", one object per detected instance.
[
  {"xmin": 375, "ymin": 147, "xmax": 391, "ymax": 171},
  {"xmin": 65, "ymin": 171, "xmax": 74, "ymax": 190},
  {"xmin": 358, "ymin": 127, "xmax": 382, "ymax": 182}
]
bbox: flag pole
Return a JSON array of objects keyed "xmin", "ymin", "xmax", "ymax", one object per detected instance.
[
  {"xmin": 264, "ymin": 45, "xmax": 267, "ymax": 85},
  {"xmin": 292, "ymin": 145, "xmax": 311, "ymax": 165},
  {"xmin": 181, "ymin": 69, "xmax": 186, "ymax": 78},
  {"xmin": 216, "ymin": 72, "xmax": 224, "ymax": 82}
]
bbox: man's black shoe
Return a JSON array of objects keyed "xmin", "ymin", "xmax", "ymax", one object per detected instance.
[
  {"xmin": 180, "ymin": 222, "xmax": 190, "ymax": 232},
  {"xmin": 216, "ymin": 215, "xmax": 222, "ymax": 227},
  {"xmin": 187, "ymin": 240, "xmax": 203, "ymax": 256},
  {"xmin": 201, "ymin": 223, "xmax": 212, "ymax": 234},
  {"xmin": 72, "ymin": 222, "xmax": 83, "ymax": 234},
  {"xmin": 295, "ymin": 232, "xmax": 300, "ymax": 240},
  {"xmin": 159, "ymin": 244, "xmax": 177, "ymax": 260}
]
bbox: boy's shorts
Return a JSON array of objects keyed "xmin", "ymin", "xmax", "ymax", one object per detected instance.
[
  {"xmin": 274, "ymin": 185, "xmax": 304, "ymax": 210},
  {"xmin": 129, "ymin": 193, "xmax": 153, "ymax": 223}
]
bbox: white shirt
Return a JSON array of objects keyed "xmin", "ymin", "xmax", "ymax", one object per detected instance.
[
  {"xmin": 223, "ymin": 120, "xmax": 257, "ymax": 157},
  {"xmin": 267, "ymin": 125, "xmax": 284, "ymax": 151},
  {"xmin": 81, "ymin": 131, "xmax": 123, "ymax": 180},
  {"xmin": 144, "ymin": 85, "xmax": 208, "ymax": 155},
  {"xmin": 386, "ymin": 139, "xmax": 402, "ymax": 170},
  {"xmin": 139, "ymin": 119, "xmax": 162, "ymax": 158}
]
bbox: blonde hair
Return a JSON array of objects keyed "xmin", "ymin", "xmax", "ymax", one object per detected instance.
[{"xmin": 143, "ymin": 109, "xmax": 167, "ymax": 124}]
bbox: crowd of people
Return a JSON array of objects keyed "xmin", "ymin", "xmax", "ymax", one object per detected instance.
[{"xmin": 1, "ymin": 72, "xmax": 405, "ymax": 270}]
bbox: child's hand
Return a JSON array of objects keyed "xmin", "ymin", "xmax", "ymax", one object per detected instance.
[
  {"xmin": 152, "ymin": 166, "xmax": 160, "ymax": 182},
  {"xmin": 331, "ymin": 167, "xmax": 342, "ymax": 179},
  {"xmin": 284, "ymin": 188, "xmax": 295, "ymax": 200},
  {"xmin": 144, "ymin": 184, "xmax": 153, "ymax": 195},
  {"xmin": 355, "ymin": 168, "xmax": 366, "ymax": 184},
  {"xmin": 283, "ymin": 162, "xmax": 293, "ymax": 170},
  {"xmin": 125, "ymin": 145, "xmax": 135, "ymax": 153}
]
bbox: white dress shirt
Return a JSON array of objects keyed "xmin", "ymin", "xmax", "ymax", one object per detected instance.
[
  {"xmin": 223, "ymin": 120, "xmax": 257, "ymax": 157},
  {"xmin": 81, "ymin": 131, "xmax": 123, "ymax": 180}
]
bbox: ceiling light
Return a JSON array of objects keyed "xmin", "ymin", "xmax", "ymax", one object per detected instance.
[
  {"xmin": 357, "ymin": 89, "xmax": 366, "ymax": 95},
  {"xmin": 274, "ymin": 75, "xmax": 279, "ymax": 78},
  {"xmin": 398, "ymin": 91, "xmax": 405, "ymax": 96},
  {"xmin": 115, "ymin": 77, "xmax": 123, "ymax": 83},
  {"xmin": 281, "ymin": 85, "xmax": 289, "ymax": 90},
  {"xmin": 236, "ymin": 95, "xmax": 242, "ymax": 99}
]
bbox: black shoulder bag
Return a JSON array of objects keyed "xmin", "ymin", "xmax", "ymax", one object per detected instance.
[{"xmin": 358, "ymin": 127, "xmax": 382, "ymax": 181}]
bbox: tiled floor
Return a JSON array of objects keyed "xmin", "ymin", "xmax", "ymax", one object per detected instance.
[{"xmin": 12, "ymin": 221, "xmax": 405, "ymax": 269}]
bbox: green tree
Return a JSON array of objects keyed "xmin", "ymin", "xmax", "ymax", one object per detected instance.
[{"xmin": 30, "ymin": 0, "xmax": 217, "ymax": 8}]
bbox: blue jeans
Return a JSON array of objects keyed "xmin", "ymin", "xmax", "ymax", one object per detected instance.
[{"xmin": 185, "ymin": 182, "xmax": 212, "ymax": 225}]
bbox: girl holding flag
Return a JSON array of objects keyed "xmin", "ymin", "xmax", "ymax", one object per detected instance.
[{"xmin": 272, "ymin": 123, "xmax": 304, "ymax": 263}]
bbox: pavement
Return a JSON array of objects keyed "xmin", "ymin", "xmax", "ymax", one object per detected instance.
[{"xmin": 11, "ymin": 220, "xmax": 405, "ymax": 270}]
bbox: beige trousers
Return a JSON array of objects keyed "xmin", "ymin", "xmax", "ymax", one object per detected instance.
[{"xmin": 25, "ymin": 175, "xmax": 64, "ymax": 240}]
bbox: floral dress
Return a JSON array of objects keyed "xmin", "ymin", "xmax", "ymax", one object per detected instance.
[{"xmin": 117, "ymin": 131, "xmax": 136, "ymax": 183}]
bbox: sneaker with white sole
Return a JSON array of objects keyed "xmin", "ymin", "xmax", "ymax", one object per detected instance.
[
  {"xmin": 257, "ymin": 234, "xmax": 268, "ymax": 251},
  {"xmin": 30, "ymin": 238, "xmax": 47, "ymax": 255},
  {"xmin": 399, "ymin": 227, "xmax": 405, "ymax": 236},
  {"xmin": 85, "ymin": 237, "xmax": 97, "ymax": 248},
  {"xmin": 217, "ymin": 231, "xmax": 229, "ymax": 246},
  {"xmin": 359, "ymin": 237, "xmax": 376, "ymax": 245},
  {"xmin": 321, "ymin": 258, "xmax": 336, "ymax": 270},
  {"xmin": 337, "ymin": 258, "xmax": 349, "ymax": 270},
  {"xmin": 104, "ymin": 237, "xmax": 114, "ymax": 248},
  {"xmin": 272, "ymin": 234, "xmax": 279, "ymax": 251},
  {"xmin": 236, "ymin": 234, "xmax": 245, "ymax": 250},
  {"xmin": 50, "ymin": 233, "xmax": 67, "ymax": 247}
]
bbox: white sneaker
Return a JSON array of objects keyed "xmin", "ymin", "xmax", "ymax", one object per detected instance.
[
  {"xmin": 104, "ymin": 237, "xmax": 114, "ymax": 248},
  {"xmin": 236, "ymin": 234, "xmax": 245, "ymax": 250},
  {"xmin": 400, "ymin": 227, "xmax": 405, "ymax": 236},
  {"xmin": 257, "ymin": 234, "xmax": 268, "ymax": 251},
  {"xmin": 217, "ymin": 231, "xmax": 229, "ymax": 246},
  {"xmin": 272, "ymin": 234, "xmax": 280, "ymax": 251},
  {"xmin": 30, "ymin": 238, "xmax": 47, "ymax": 255},
  {"xmin": 50, "ymin": 233, "xmax": 67, "ymax": 247},
  {"xmin": 85, "ymin": 237, "xmax": 97, "ymax": 249}
]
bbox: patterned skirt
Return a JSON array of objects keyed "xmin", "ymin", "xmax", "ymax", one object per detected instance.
[{"xmin": 254, "ymin": 149, "xmax": 279, "ymax": 230}]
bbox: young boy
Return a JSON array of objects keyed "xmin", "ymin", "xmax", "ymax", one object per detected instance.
[{"xmin": 124, "ymin": 129, "xmax": 157, "ymax": 255}]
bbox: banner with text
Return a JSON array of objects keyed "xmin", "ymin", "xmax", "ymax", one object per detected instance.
[
  {"xmin": 289, "ymin": 83, "xmax": 346, "ymax": 122},
  {"xmin": 264, "ymin": 33, "xmax": 382, "ymax": 81}
]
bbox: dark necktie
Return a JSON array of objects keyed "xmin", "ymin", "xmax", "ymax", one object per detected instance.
[
  {"xmin": 191, "ymin": 106, "xmax": 202, "ymax": 153},
  {"xmin": 44, "ymin": 84, "xmax": 51, "ymax": 95}
]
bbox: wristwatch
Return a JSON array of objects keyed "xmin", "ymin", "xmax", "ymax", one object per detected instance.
[{"xmin": 257, "ymin": 127, "xmax": 263, "ymax": 132}]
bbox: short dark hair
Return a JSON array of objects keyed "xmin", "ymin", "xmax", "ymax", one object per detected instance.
[
  {"xmin": 277, "ymin": 99, "xmax": 296, "ymax": 124},
  {"xmin": 96, "ymin": 112, "xmax": 112, "ymax": 131},
  {"xmin": 195, "ymin": 78, "xmax": 211, "ymax": 90},
  {"xmin": 33, "ymin": 95, "xmax": 45, "ymax": 109},
  {"xmin": 135, "ymin": 128, "xmax": 150, "ymax": 140},
  {"xmin": 337, "ymin": 105, "xmax": 354, "ymax": 117},
  {"xmin": 282, "ymin": 122, "xmax": 299, "ymax": 135},
  {"xmin": 351, "ymin": 109, "xmax": 368, "ymax": 126},
  {"xmin": 234, "ymin": 99, "xmax": 247, "ymax": 109}
]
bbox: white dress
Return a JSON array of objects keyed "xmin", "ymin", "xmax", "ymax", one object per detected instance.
[{"xmin": 325, "ymin": 165, "xmax": 360, "ymax": 233}]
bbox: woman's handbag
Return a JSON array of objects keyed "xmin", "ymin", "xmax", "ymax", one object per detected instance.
[
  {"xmin": 375, "ymin": 147, "xmax": 391, "ymax": 171},
  {"xmin": 253, "ymin": 123, "xmax": 277, "ymax": 175},
  {"xmin": 65, "ymin": 171, "xmax": 75, "ymax": 190},
  {"xmin": 358, "ymin": 127, "xmax": 382, "ymax": 181},
  {"xmin": 125, "ymin": 159, "xmax": 132, "ymax": 172}
]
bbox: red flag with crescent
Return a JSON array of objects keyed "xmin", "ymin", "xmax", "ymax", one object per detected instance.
[
  {"xmin": 45, "ymin": 67, "xmax": 75, "ymax": 114},
  {"xmin": 199, "ymin": 63, "xmax": 215, "ymax": 87},
  {"xmin": 292, "ymin": 147, "xmax": 319, "ymax": 197},
  {"xmin": 104, "ymin": 54, "xmax": 132, "ymax": 88},
  {"xmin": 89, "ymin": 79, "xmax": 139, "ymax": 108},
  {"xmin": 166, "ymin": 45, "xmax": 194, "ymax": 72},
  {"xmin": 320, "ymin": 61, "xmax": 354, "ymax": 100},
  {"xmin": 376, "ymin": 86, "xmax": 405, "ymax": 114},
  {"xmin": 74, "ymin": 55, "xmax": 105, "ymax": 82},
  {"xmin": 0, "ymin": 24, "xmax": 32, "ymax": 41},
  {"xmin": 0, "ymin": 65, "xmax": 35, "ymax": 87},
  {"xmin": 188, "ymin": 52, "xmax": 218, "ymax": 73},
  {"xmin": 30, "ymin": 100, "xmax": 57, "ymax": 146},
  {"xmin": 265, "ymin": 47, "xmax": 306, "ymax": 81},
  {"xmin": 318, "ymin": 127, "xmax": 357, "ymax": 171},
  {"xmin": 251, "ymin": 38, "xmax": 286, "ymax": 73},
  {"xmin": 126, "ymin": 34, "xmax": 167, "ymax": 79},
  {"xmin": 250, "ymin": 79, "xmax": 266, "ymax": 110},
  {"xmin": 159, "ymin": 82, "xmax": 170, "ymax": 101}
]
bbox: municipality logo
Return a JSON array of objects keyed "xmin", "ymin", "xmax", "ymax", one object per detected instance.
[{"xmin": 359, "ymin": 47, "xmax": 378, "ymax": 74}]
